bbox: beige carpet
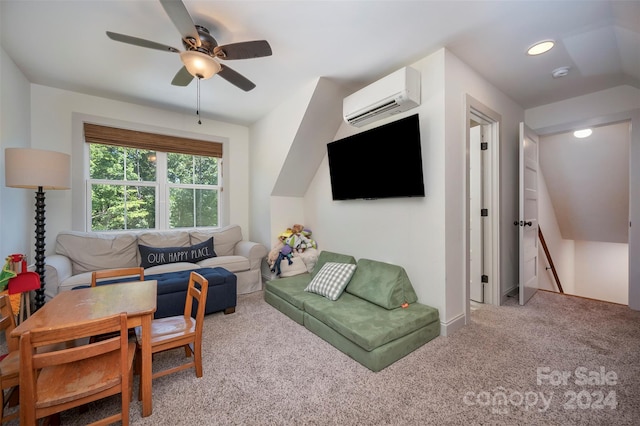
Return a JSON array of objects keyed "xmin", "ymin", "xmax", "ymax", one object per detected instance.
[{"xmin": 4, "ymin": 289, "xmax": 640, "ymax": 425}]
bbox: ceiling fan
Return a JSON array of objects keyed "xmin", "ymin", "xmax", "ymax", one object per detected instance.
[{"xmin": 106, "ymin": 0, "xmax": 272, "ymax": 92}]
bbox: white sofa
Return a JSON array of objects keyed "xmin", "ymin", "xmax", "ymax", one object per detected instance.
[{"xmin": 44, "ymin": 224, "xmax": 268, "ymax": 300}]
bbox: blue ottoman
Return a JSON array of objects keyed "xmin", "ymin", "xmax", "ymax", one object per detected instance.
[
  {"xmin": 84, "ymin": 267, "xmax": 237, "ymax": 319},
  {"xmin": 148, "ymin": 267, "xmax": 236, "ymax": 318}
]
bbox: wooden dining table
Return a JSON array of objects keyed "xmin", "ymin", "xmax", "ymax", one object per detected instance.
[{"xmin": 11, "ymin": 280, "xmax": 158, "ymax": 418}]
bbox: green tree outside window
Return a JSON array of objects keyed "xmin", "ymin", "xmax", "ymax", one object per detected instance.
[{"xmin": 88, "ymin": 145, "xmax": 219, "ymax": 230}]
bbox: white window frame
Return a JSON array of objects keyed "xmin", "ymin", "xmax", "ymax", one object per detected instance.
[
  {"xmin": 72, "ymin": 114, "xmax": 229, "ymax": 233},
  {"xmin": 85, "ymin": 143, "xmax": 222, "ymax": 231}
]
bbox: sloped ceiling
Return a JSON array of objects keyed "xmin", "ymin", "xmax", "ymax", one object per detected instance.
[
  {"xmin": 539, "ymin": 121, "xmax": 630, "ymax": 243},
  {"xmin": 1, "ymin": 1, "xmax": 638, "ymax": 125}
]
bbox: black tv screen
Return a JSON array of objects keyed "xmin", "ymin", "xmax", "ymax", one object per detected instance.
[{"xmin": 327, "ymin": 114, "xmax": 425, "ymax": 200}]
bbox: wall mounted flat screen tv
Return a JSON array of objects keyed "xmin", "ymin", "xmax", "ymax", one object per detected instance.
[{"xmin": 327, "ymin": 114, "xmax": 425, "ymax": 200}]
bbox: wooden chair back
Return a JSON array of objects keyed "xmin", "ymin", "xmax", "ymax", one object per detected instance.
[
  {"xmin": 91, "ymin": 267, "xmax": 145, "ymax": 287},
  {"xmin": 135, "ymin": 271, "xmax": 209, "ymax": 384},
  {"xmin": 185, "ymin": 271, "xmax": 209, "ymax": 325},
  {"xmin": 19, "ymin": 312, "xmax": 134, "ymax": 425},
  {"xmin": 0, "ymin": 295, "xmax": 18, "ymax": 352},
  {"xmin": 0, "ymin": 295, "xmax": 20, "ymax": 423}
]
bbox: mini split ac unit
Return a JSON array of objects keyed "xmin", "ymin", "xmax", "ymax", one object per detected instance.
[{"xmin": 343, "ymin": 66, "xmax": 421, "ymax": 127}]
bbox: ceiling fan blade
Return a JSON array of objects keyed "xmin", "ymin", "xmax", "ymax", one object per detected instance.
[
  {"xmin": 171, "ymin": 66, "xmax": 194, "ymax": 86},
  {"xmin": 106, "ymin": 31, "xmax": 179, "ymax": 53},
  {"xmin": 159, "ymin": 0, "xmax": 201, "ymax": 47},
  {"xmin": 213, "ymin": 40, "xmax": 272, "ymax": 60},
  {"xmin": 218, "ymin": 65, "xmax": 256, "ymax": 91}
]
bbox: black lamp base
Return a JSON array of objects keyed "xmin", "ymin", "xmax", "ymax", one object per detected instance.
[{"xmin": 34, "ymin": 186, "xmax": 46, "ymax": 310}]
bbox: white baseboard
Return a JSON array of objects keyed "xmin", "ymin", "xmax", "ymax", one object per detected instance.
[{"xmin": 440, "ymin": 312, "xmax": 466, "ymax": 336}]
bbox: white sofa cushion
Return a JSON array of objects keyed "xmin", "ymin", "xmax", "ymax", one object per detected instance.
[
  {"xmin": 144, "ymin": 262, "xmax": 201, "ymax": 275},
  {"xmin": 55, "ymin": 231, "xmax": 138, "ymax": 275},
  {"xmin": 137, "ymin": 230, "xmax": 190, "ymax": 248},
  {"xmin": 58, "ymin": 271, "xmax": 93, "ymax": 291},
  {"xmin": 191, "ymin": 224, "xmax": 242, "ymax": 257},
  {"xmin": 279, "ymin": 256, "xmax": 308, "ymax": 277},
  {"xmin": 197, "ymin": 255, "xmax": 249, "ymax": 273}
]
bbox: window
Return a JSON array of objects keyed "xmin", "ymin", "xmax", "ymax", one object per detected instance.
[{"xmin": 84, "ymin": 123, "xmax": 222, "ymax": 231}]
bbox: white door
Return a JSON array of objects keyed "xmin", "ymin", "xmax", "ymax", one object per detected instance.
[
  {"xmin": 470, "ymin": 125, "xmax": 483, "ymax": 302},
  {"xmin": 519, "ymin": 123, "xmax": 539, "ymax": 305}
]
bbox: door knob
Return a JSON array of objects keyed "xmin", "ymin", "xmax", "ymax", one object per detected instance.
[{"xmin": 514, "ymin": 221, "xmax": 533, "ymax": 227}]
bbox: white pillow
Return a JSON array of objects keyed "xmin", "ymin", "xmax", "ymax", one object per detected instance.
[
  {"xmin": 279, "ymin": 256, "xmax": 308, "ymax": 278},
  {"xmin": 304, "ymin": 262, "xmax": 356, "ymax": 301}
]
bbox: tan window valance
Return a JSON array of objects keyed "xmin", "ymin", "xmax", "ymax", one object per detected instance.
[{"xmin": 83, "ymin": 123, "xmax": 223, "ymax": 158}]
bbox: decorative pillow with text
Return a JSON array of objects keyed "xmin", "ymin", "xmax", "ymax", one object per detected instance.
[
  {"xmin": 139, "ymin": 237, "xmax": 216, "ymax": 268},
  {"xmin": 188, "ymin": 238, "xmax": 216, "ymax": 262}
]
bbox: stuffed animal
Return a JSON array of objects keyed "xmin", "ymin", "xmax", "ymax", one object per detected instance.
[
  {"xmin": 267, "ymin": 240, "xmax": 285, "ymax": 266},
  {"xmin": 270, "ymin": 244, "xmax": 293, "ymax": 276},
  {"xmin": 267, "ymin": 224, "xmax": 307, "ymax": 266},
  {"xmin": 268, "ymin": 224, "xmax": 318, "ymax": 275},
  {"xmin": 283, "ymin": 227, "xmax": 317, "ymax": 253}
]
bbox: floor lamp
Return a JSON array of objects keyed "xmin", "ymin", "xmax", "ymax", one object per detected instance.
[{"xmin": 4, "ymin": 148, "xmax": 71, "ymax": 310}]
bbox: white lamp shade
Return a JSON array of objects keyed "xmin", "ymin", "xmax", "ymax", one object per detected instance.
[
  {"xmin": 5, "ymin": 148, "xmax": 71, "ymax": 190},
  {"xmin": 180, "ymin": 50, "xmax": 221, "ymax": 79}
]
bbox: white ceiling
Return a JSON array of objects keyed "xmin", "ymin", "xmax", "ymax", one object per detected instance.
[
  {"xmin": 540, "ymin": 121, "xmax": 630, "ymax": 244},
  {"xmin": 1, "ymin": 0, "xmax": 639, "ymax": 126}
]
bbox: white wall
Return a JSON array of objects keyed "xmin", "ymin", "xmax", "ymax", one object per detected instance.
[
  {"xmin": 249, "ymin": 79, "xmax": 318, "ymax": 247},
  {"xmin": 24, "ymin": 84, "xmax": 250, "ymax": 261},
  {"xmin": 0, "ymin": 47, "xmax": 33, "ymax": 261},
  {"xmin": 525, "ymin": 86, "xmax": 640, "ymax": 310},
  {"xmin": 537, "ymin": 166, "xmax": 575, "ymax": 294},
  {"xmin": 442, "ymin": 50, "xmax": 524, "ymax": 321},
  {"xmin": 300, "ymin": 48, "xmax": 526, "ymax": 335},
  {"xmin": 574, "ymin": 241, "xmax": 629, "ymax": 305},
  {"xmin": 537, "ymin": 125, "xmax": 629, "ymax": 305},
  {"xmin": 304, "ymin": 51, "xmax": 448, "ymax": 329}
]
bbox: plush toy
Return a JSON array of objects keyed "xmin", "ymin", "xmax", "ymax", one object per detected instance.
[
  {"xmin": 270, "ymin": 244, "xmax": 293, "ymax": 276},
  {"xmin": 268, "ymin": 224, "xmax": 318, "ymax": 276},
  {"xmin": 267, "ymin": 240, "xmax": 284, "ymax": 266},
  {"xmin": 283, "ymin": 227, "xmax": 317, "ymax": 253}
]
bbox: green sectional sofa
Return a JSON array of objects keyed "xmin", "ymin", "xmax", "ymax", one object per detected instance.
[{"xmin": 264, "ymin": 251, "xmax": 440, "ymax": 372}]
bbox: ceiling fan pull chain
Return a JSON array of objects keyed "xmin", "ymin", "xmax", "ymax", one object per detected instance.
[{"xmin": 196, "ymin": 77, "xmax": 202, "ymax": 125}]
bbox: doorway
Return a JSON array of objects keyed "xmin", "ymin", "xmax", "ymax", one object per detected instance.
[
  {"xmin": 537, "ymin": 121, "xmax": 630, "ymax": 304},
  {"xmin": 465, "ymin": 96, "xmax": 501, "ymax": 322}
]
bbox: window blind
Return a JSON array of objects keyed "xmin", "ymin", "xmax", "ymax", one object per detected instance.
[{"xmin": 83, "ymin": 123, "xmax": 223, "ymax": 158}]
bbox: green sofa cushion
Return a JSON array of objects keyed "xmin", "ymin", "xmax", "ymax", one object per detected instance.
[
  {"xmin": 310, "ymin": 251, "xmax": 356, "ymax": 279},
  {"xmin": 304, "ymin": 313, "xmax": 440, "ymax": 372},
  {"xmin": 265, "ymin": 273, "xmax": 314, "ymax": 310},
  {"xmin": 345, "ymin": 258, "xmax": 418, "ymax": 309},
  {"xmin": 264, "ymin": 290, "xmax": 305, "ymax": 324},
  {"xmin": 303, "ymin": 292, "xmax": 439, "ymax": 352}
]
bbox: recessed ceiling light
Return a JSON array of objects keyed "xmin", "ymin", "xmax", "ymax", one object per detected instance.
[
  {"xmin": 573, "ymin": 128, "xmax": 592, "ymax": 138},
  {"xmin": 527, "ymin": 40, "xmax": 555, "ymax": 55}
]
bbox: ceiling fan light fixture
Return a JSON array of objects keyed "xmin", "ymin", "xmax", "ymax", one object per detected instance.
[
  {"xmin": 527, "ymin": 40, "xmax": 555, "ymax": 56},
  {"xmin": 180, "ymin": 50, "xmax": 221, "ymax": 79}
]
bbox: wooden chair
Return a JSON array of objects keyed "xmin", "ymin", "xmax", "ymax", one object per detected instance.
[
  {"xmin": 135, "ymin": 271, "xmax": 209, "ymax": 386},
  {"xmin": 90, "ymin": 267, "xmax": 145, "ymax": 343},
  {"xmin": 91, "ymin": 267, "xmax": 145, "ymax": 287},
  {"xmin": 19, "ymin": 312, "xmax": 135, "ymax": 426},
  {"xmin": 0, "ymin": 295, "xmax": 20, "ymax": 423}
]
